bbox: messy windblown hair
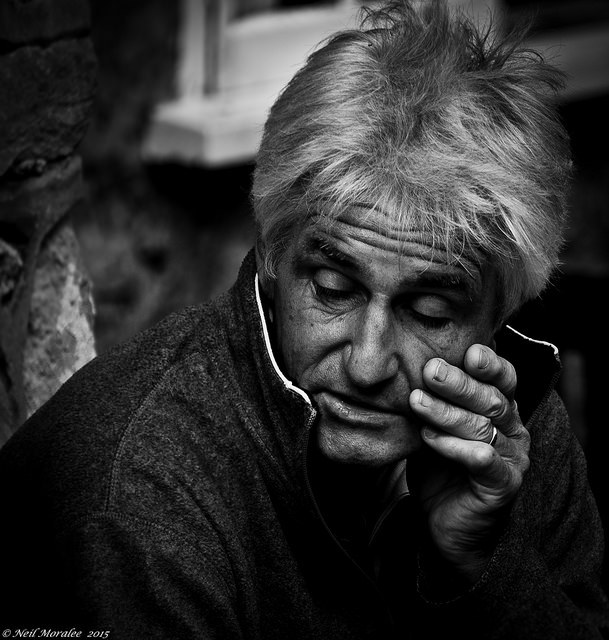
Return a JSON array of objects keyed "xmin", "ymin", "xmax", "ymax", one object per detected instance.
[{"xmin": 251, "ymin": 0, "xmax": 572, "ymax": 321}]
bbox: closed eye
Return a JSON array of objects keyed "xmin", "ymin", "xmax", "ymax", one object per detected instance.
[
  {"xmin": 410, "ymin": 309, "xmax": 450, "ymax": 329},
  {"xmin": 313, "ymin": 282, "xmax": 354, "ymax": 301},
  {"xmin": 312, "ymin": 268, "xmax": 361, "ymax": 307},
  {"xmin": 406, "ymin": 294, "xmax": 453, "ymax": 329}
]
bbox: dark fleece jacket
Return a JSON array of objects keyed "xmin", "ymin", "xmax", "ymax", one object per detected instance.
[{"xmin": 1, "ymin": 249, "xmax": 608, "ymax": 639}]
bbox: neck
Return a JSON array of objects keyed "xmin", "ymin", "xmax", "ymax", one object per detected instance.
[{"xmin": 308, "ymin": 445, "xmax": 393, "ymax": 533}]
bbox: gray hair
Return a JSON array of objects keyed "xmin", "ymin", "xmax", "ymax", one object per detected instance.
[{"xmin": 251, "ymin": 0, "xmax": 572, "ymax": 321}]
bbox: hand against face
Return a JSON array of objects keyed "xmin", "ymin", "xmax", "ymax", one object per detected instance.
[{"xmin": 408, "ymin": 343, "xmax": 531, "ymax": 582}]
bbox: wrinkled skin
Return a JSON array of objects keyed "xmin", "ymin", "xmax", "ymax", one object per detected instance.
[{"xmin": 266, "ymin": 205, "xmax": 531, "ymax": 582}]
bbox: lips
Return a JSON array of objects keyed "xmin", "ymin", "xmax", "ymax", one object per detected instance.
[{"xmin": 316, "ymin": 391, "xmax": 408, "ymax": 430}]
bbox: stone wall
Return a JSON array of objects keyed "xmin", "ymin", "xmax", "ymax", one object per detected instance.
[{"xmin": 0, "ymin": 0, "xmax": 97, "ymax": 447}]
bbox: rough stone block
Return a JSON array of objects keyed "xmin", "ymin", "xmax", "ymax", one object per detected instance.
[
  {"xmin": 0, "ymin": 37, "xmax": 97, "ymax": 177},
  {"xmin": 0, "ymin": 238, "xmax": 22, "ymax": 300},
  {"xmin": 23, "ymin": 219, "xmax": 96, "ymax": 421},
  {"xmin": 0, "ymin": 0, "xmax": 90, "ymax": 46},
  {"xmin": 0, "ymin": 156, "xmax": 85, "ymax": 439}
]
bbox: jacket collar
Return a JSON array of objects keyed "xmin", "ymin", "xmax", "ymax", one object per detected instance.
[
  {"xmin": 227, "ymin": 249, "xmax": 316, "ymax": 500},
  {"xmin": 254, "ymin": 272, "xmax": 313, "ymax": 407},
  {"xmin": 495, "ymin": 324, "xmax": 562, "ymax": 426}
]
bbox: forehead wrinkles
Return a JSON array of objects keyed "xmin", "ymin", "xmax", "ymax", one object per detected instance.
[{"xmin": 307, "ymin": 208, "xmax": 484, "ymax": 276}]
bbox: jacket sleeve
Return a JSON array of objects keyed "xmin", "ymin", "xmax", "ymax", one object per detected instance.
[{"xmin": 416, "ymin": 391, "xmax": 609, "ymax": 640}]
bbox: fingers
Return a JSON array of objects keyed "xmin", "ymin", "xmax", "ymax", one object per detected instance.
[
  {"xmin": 412, "ymin": 388, "xmax": 499, "ymax": 445},
  {"xmin": 421, "ymin": 347, "xmax": 519, "ymax": 433},
  {"xmin": 409, "ymin": 344, "xmax": 525, "ymax": 446},
  {"xmin": 407, "ymin": 344, "xmax": 531, "ymax": 519},
  {"xmin": 418, "ymin": 424, "xmax": 506, "ymax": 481},
  {"xmin": 410, "ymin": 384, "xmax": 530, "ymax": 496},
  {"xmin": 463, "ymin": 344, "xmax": 517, "ymax": 401}
]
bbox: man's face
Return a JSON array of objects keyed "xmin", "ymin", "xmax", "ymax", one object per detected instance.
[{"xmin": 270, "ymin": 205, "xmax": 498, "ymax": 468}]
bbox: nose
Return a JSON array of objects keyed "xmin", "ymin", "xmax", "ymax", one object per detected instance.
[{"xmin": 343, "ymin": 299, "xmax": 399, "ymax": 388}]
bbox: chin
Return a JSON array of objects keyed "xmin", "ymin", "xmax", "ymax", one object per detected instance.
[{"xmin": 315, "ymin": 421, "xmax": 423, "ymax": 468}]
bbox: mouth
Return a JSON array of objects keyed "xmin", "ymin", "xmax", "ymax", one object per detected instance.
[{"xmin": 316, "ymin": 391, "xmax": 408, "ymax": 430}]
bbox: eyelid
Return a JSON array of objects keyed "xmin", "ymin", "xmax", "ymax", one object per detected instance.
[
  {"xmin": 408, "ymin": 293, "xmax": 452, "ymax": 318},
  {"xmin": 314, "ymin": 267, "xmax": 356, "ymax": 291}
]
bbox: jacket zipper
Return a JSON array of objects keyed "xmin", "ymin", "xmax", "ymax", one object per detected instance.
[{"xmin": 300, "ymin": 410, "xmax": 398, "ymax": 632}]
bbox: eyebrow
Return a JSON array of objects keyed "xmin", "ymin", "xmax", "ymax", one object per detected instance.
[
  {"xmin": 304, "ymin": 236, "xmax": 359, "ymax": 271},
  {"xmin": 303, "ymin": 234, "xmax": 478, "ymax": 298},
  {"xmin": 416, "ymin": 271, "xmax": 475, "ymax": 296}
]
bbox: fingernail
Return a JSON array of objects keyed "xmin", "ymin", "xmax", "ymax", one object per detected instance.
[
  {"xmin": 422, "ymin": 426, "xmax": 436, "ymax": 439},
  {"xmin": 433, "ymin": 360, "xmax": 447, "ymax": 382},
  {"xmin": 416, "ymin": 389, "xmax": 432, "ymax": 407},
  {"xmin": 478, "ymin": 348, "xmax": 489, "ymax": 369}
]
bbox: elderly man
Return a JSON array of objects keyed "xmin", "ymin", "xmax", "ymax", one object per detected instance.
[{"xmin": 1, "ymin": 0, "xmax": 608, "ymax": 638}]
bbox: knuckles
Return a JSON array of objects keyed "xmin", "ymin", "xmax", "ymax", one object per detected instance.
[{"xmin": 485, "ymin": 391, "xmax": 509, "ymax": 422}]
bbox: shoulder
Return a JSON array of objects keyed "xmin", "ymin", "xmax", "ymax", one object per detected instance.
[{"xmin": 0, "ymin": 294, "xmax": 253, "ymax": 524}]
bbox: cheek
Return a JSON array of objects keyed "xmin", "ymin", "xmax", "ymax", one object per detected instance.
[
  {"xmin": 425, "ymin": 325, "xmax": 495, "ymax": 367},
  {"xmin": 276, "ymin": 308, "xmax": 350, "ymax": 384},
  {"xmin": 401, "ymin": 310, "xmax": 495, "ymax": 369},
  {"xmin": 274, "ymin": 291, "xmax": 318, "ymax": 369}
]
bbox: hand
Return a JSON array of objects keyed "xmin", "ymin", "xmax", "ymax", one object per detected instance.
[{"xmin": 408, "ymin": 343, "xmax": 531, "ymax": 583}]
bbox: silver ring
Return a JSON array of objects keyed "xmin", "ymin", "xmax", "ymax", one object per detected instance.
[{"xmin": 488, "ymin": 425, "xmax": 498, "ymax": 447}]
